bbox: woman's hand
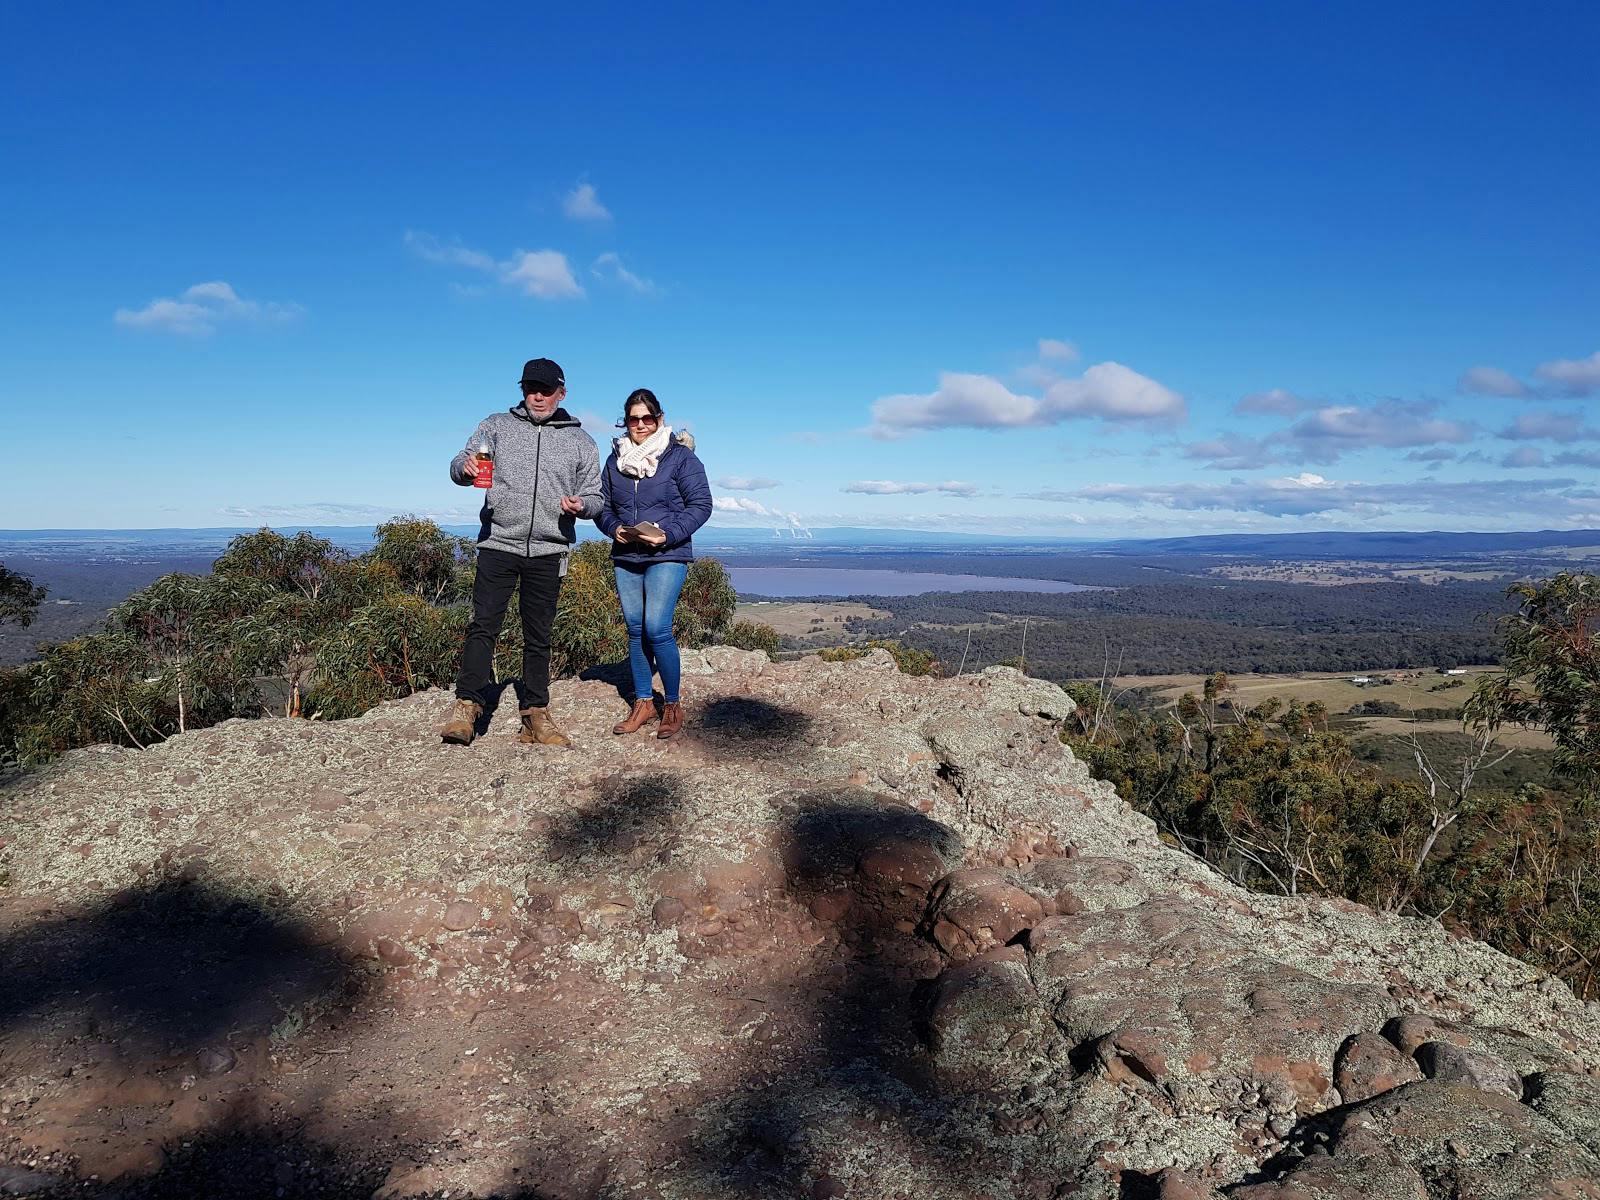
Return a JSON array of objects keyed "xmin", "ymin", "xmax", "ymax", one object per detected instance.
[{"xmin": 614, "ymin": 527, "xmax": 637, "ymax": 543}]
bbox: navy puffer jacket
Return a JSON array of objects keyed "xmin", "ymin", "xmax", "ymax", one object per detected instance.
[{"xmin": 595, "ymin": 433, "xmax": 714, "ymax": 565}]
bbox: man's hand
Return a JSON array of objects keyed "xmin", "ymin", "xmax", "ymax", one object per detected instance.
[{"xmin": 559, "ymin": 495, "xmax": 584, "ymax": 515}]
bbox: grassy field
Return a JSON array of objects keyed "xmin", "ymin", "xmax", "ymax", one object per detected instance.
[
  {"xmin": 734, "ymin": 600, "xmax": 889, "ymax": 639},
  {"xmin": 1111, "ymin": 666, "xmax": 1554, "ymax": 753}
]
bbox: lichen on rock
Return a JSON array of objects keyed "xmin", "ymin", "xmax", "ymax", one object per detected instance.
[{"xmin": 0, "ymin": 649, "xmax": 1596, "ymax": 1198}]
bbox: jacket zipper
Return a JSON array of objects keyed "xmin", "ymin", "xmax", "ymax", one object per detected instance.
[{"xmin": 526, "ymin": 425, "xmax": 543, "ymax": 557}]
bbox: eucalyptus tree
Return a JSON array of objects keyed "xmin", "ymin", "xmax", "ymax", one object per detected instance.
[{"xmin": 0, "ymin": 563, "xmax": 46, "ymax": 628}]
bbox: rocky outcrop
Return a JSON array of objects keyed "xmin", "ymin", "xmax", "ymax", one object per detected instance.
[{"xmin": 0, "ymin": 648, "xmax": 1596, "ymax": 1198}]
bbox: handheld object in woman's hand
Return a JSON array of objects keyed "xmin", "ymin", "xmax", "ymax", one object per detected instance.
[{"xmin": 618, "ymin": 522, "xmax": 666, "ymax": 545}]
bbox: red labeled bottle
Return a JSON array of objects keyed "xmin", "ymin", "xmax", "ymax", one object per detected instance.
[{"xmin": 471, "ymin": 441, "xmax": 494, "ymax": 488}]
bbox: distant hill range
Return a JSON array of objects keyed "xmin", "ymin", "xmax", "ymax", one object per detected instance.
[
  {"xmin": 1091, "ymin": 528, "xmax": 1600, "ymax": 559},
  {"xmin": 4, "ymin": 525, "xmax": 1599, "ymax": 559}
]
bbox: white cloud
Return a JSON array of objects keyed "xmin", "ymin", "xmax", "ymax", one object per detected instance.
[
  {"xmin": 1501, "ymin": 447, "xmax": 1548, "ymax": 468},
  {"xmin": 1041, "ymin": 362, "xmax": 1186, "ymax": 424},
  {"xmin": 843, "ymin": 480, "xmax": 979, "ymax": 496},
  {"xmin": 114, "ymin": 281, "xmax": 304, "ymax": 336},
  {"xmin": 501, "ymin": 250, "xmax": 583, "ymax": 299},
  {"xmin": 1235, "ymin": 388, "xmax": 1310, "ymax": 416},
  {"xmin": 405, "ymin": 230, "xmax": 583, "ymax": 300},
  {"xmin": 1534, "ymin": 351, "xmax": 1600, "ymax": 396},
  {"xmin": 592, "ymin": 252, "xmax": 655, "ymax": 294},
  {"xmin": 1028, "ymin": 474, "xmax": 1587, "ymax": 520},
  {"xmin": 710, "ymin": 497, "xmax": 811, "ymax": 535},
  {"xmin": 402, "ymin": 231, "xmax": 497, "ymax": 272},
  {"xmin": 1405, "ymin": 447, "xmax": 1458, "ymax": 463},
  {"xmin": 715, "ymin": 496, "xmax": 778, "ymax": 516},
  {"xmin": 1180, "ymin": 432, "xmax": 1276, "ymax": 470},
  {"xmin": 1554, "ymin": 450, "xmax": 1600, "ymax": 468},
  {"xmin": 219, "ymin": 501, "xmax": 465, "ymax": 524},
  {"xmin": 870, "ymin": 362, "xmax": 1184, "ymax": 437},
  {"xmin": 872, "ymin": 373, "xmax": 1037, "ymax": 436},
  {"xmin": 1459, "ymin": 365, "xmax": 1528, "ymax": 397},
  {"xmin": 563, "ymin": 182, "xmax": 612, "ymax": 222},
  {"xmin": 1499, "ymin": 409, "xmax": 1599, "ymax": 441},
  {"xmin": 1284, "ymin": 400, "xmax": 1473, "ymax": 459},
  {"xmin": 716, "ymin": 476, "xmax": 781, "ymax": 491},
  {"xmin": 1037, "ymin": 337, "xmax": 1080, "ymax": 362}
]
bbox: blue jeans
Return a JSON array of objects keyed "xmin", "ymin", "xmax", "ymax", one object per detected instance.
[{"xmin": 614, "ymin": 561, "xmax": 689, "ymax": 704}]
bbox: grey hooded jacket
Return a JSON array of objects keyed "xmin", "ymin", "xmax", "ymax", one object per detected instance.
[{"xmin": 450, "ymin": 406, "xmax": 604, "ymax": 559}]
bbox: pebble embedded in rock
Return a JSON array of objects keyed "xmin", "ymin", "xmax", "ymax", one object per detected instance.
[
  {"xmin": 809, "ymin": 890, "xmax": 853, "ymax": 922},
  {"xmin": 309, "ymin": 785, "xmax": 350, "ymax": 811},
  {"xmin": 1413, "ymin": 1041, "xmax": 1523, "ymax": 1099},
  {"xmin": 376, "ymin": 938, "xmax": 416, "ymax": 966},
  {"xmin": 442, "ymin": 900, "xmax": 479, "ymax": 931},
  {"xmin": 1334, "ymin": 1030, "xmax": 1423, "ymax": 1103},
  {"xmin": 195, "ymin": 1046, "xmax": 236, "ymax": 1077},
  {"xmin": 651, "ymin": 897, "xmax": 686, "ymax": 925}
]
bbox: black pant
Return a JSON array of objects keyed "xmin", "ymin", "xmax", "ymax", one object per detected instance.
[{"xmin": 456, "ymin": 548, "xmax": 564, "ymax": 709}]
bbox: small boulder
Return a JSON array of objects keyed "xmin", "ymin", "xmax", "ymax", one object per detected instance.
[
  {"xmin": 922, "ymin": 944, "xmax": 1058, "ymax": 1093},
  {"xmin": 923, "ymin": 867, "xmax": 1045, "ymax": 962},
  {"xmin": 651, "ymin": 897, "xmax": 687, "ymax": 926},
  {"xmin": 1334, "ymin": 1031, "xmax": 1423, "ymax": 1103},
  {"xmin": 1303, "ymin": 1079, "xmax": 1600, "ymax": 1198},
  {"xmin": 195, "ymin": 1046, "xmax": 237, "ymax": 1077},
  {"xmin": 1413, "ymin": 1041, "xmax": 1522, "ymax": 1099}
]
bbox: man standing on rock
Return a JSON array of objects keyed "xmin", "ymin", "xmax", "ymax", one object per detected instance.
[{"xmin": 441, "ymin": 358, "xmax": 603, "ymax": 748}]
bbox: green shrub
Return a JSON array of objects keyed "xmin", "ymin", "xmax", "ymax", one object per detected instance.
[
  {"xmin": 818, "ymin": 639, "xmax": 941, "ymax": 677},
  {"xmin": 722, "ymin": 620, "xmax": 781, "ymax": 659},
  {"xmin": 675, "ymin": 558, "xmax": 738, "ymax": 648},
  {"xmin": 0, "ymin": 563, "xmax": 46, "ymax": 628}
]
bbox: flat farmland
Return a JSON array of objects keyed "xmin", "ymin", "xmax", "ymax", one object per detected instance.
[
  {"xmin": 1111, "ymin": 666, "xmax": 1553, "ymax": 751},
  {"xmin": 733, "ymin": 600, "xmax": 889, "ymax": 638},
  {"xmin": 1114, "ymin": 665, "xmax": 1491, "ymax": 710}
]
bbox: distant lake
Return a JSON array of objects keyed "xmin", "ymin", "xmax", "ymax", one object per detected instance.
[{"xmin": 728, "ymin": 567, "xmax": 1097, "ymax": 597}]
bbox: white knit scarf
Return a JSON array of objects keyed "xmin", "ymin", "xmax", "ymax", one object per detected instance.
[{"xmin": 615, "ymin": 424, "xmax": 673, "ymax": 478}]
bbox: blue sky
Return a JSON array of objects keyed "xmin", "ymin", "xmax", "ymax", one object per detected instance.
[{"xmin": 2, "ymin": 2, "xmax": 1597, "ymax": 537}]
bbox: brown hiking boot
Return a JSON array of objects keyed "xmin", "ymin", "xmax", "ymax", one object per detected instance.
[
  {"xmin": 440, "ymin": 698, "xmax": 482, "ymax": 745},
  {"xmin": 657, "ymin": 701, "xmax": 684, "ymax": 740},
  {"xmin": 613, "ymin": 697, "xmax": 658, "ymax": 735},
  {"xmin": 518, "ymin": 706, "xmax": 572, "ymax": 748}
]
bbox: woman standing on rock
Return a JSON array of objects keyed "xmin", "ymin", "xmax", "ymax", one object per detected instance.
[{"xmin": 595, "ymin": 388, "xmax": 713, "ymax": 739}]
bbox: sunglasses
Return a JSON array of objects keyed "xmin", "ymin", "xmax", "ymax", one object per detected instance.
[
  {"xmin": 625, "ymin": 413, "xmax": 659, "ymax": 426},
  {"xmin": 522, "ymin": 383, "xmax": 560, "ymax": 397}
]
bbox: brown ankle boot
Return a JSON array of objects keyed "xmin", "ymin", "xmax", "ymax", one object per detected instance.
[
  {"xmin": 613, "ymin": 697, "xmax": 658, "ymax": 735},
  {"xmin": 440, "ymin": 698, "xmax": 483, "ymax": 744},
  {"xmin": 656, "ymin": 701, "xmax": 684, "ymax": 740},
  {"xmin": 518, "ymin": 706, "xmax": 571, "ymax": 747}
]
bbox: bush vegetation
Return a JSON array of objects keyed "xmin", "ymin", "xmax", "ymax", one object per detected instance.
[
  {"xmin": 817, "ymin": 639, "xmax": 941, "ymax": 677},
  {"xmin": 1064, "ymin": 573, "xmax": 1600, "ymax": 999},
  {"xmin": 0, "ymin": 563, "xmax": 47, "ymax": 629},
  {"xmin": 0, "ymin": 523, "xmax": 744, "ymax": 766},
  {"xmin": 6, "ymin": 535, "xmax": 1599, "ymax": 998}
]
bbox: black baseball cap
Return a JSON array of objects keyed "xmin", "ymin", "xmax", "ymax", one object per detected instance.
[{"xmin": 518, "ymin": 358, "xmax": 565, "ymax": 390}]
